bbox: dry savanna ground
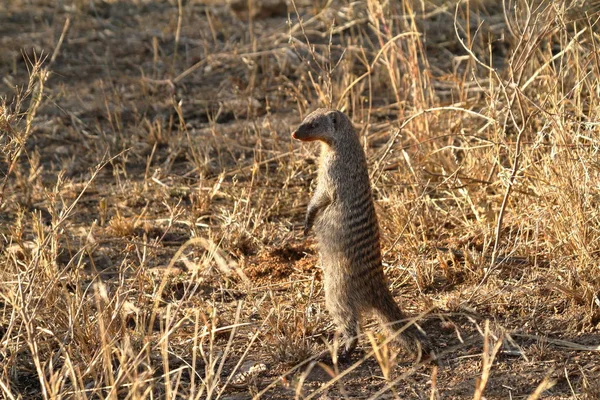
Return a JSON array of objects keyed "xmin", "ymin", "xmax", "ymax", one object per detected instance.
[{"xmin": 1, "ymin": 0, "xmax": 600, "ymax": 398}]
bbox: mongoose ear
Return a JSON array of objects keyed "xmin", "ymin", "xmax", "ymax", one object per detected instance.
[{"xmin": 327, "ymin": 111, "xmax": 338, "ymax": 128}]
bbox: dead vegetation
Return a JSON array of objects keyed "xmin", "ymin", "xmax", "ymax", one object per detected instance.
[{"xmin": 1, "ymin": 0, "xmax": 600, "ymax": 398}]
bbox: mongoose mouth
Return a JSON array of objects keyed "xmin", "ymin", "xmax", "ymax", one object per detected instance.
[{"xmin": 291, "ymin": 130, "xmax": 319, "ymax": 142}]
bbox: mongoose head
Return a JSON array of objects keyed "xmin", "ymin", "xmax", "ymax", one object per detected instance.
[{"xmin": 291, "ymin": 108, "xmax": 351, "ymax": 145}]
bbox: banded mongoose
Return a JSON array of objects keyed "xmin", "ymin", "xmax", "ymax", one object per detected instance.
[{"xmin": 292, "ymin": 108, "xmax": 431, "ymax": 361}]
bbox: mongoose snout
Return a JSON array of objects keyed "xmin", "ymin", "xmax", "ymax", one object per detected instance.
[{"xmin": 292, "ymin": 108, "xmax": 433, "ymax": 362}]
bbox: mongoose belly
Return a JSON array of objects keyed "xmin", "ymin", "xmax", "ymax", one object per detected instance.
[{"xmin": 316, "ymin": 184, "xmax": 386, "ymax": 311}]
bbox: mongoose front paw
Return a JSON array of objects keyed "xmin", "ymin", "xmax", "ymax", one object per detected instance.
[{"xmin": 303, "ymin": 221, "xmax": 312, "ymax": 236}]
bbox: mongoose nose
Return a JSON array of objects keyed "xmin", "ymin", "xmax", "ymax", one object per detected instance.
[{"xmin": 291, "ymin": 130, "xmax": 298, "ymax": 139}]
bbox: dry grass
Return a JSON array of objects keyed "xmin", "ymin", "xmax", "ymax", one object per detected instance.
[{"xmin": 1, "ymin": 0, "xmax": 600, "ymax": 398}]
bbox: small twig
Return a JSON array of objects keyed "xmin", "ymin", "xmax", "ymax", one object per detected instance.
[
  {"xmin": 473, "ymin": 321, "xmax": 504, "ymax": 400},
  {"xmin": 527, "ymin": 376, "xmax": 556, "ymax": 400},
  {"xmin": 50, "ymin": 17, "xmax": 71, "ymax": 66},
  {"xmin": 490, "ymin": 125, "xmax": 524, "ymax": 267},
  {"xmin": 171, "ymin": 0, "xmax": 183, "ymax": 75},
  {"xmin": 513, "ymin": 334, "xmax": 600, "ymax": 351},
  {"xmin": 453, "ymin": 2, "xmax": 495, "ymax": 73}
]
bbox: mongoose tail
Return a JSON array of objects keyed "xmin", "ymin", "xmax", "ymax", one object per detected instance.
[{"xmin": 292, "ymin": 108, "xmax": 433, "ymax": 363}]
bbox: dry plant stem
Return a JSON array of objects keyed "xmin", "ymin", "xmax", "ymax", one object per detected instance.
[
  {"xmin": 564, "ymin": 368, "xmax": 577, "ymax": 398},
  {"xmin": 49, "ymin": 17, "xmax": 70, "ymax": 65},
  {"xmin": 289, "ymin": 0, "xmax": 331, "ymax": 74},
  {"xmin": 363, "ymin": 334, "xmax": 482, "ymax": 400},
  {"xmin": 253, "ymin": 348, "xmax": 348, "ymax": 397},
  {"xmin": 489, "ymin": 123, "xmax": 524, "ymax": 268},
  {"xmin": 473, "ymin": 321, "xmax": 503, "ymax": 400},
  {"xmin": 429, "ymin": 365, "xmax": 438, "ymax": 400},
  {"xmin": 294, "ymin": 360, "xmax": 320, "ymax": 399},
  {"xmin": 453, "ymin": 3, "xmax": 494, "ymax": 74},
  {"xmin": 487, "ymin": 11, "xmax": 542, "ymax": 274},
  {"xmin": 10, "ymin": 157, "xmax": 114, "ymax": 346},
  {"xmin": 94, "ymin": 285, "xmax": 116, "ymax": 395},
  {"xmin": 0, "ymin": 63, "xmax": 47, "ymax": 206},
  {"xmin": 19, "ymin": 282, "xmax": 50, "ymax": 399},
  {"xmin": 161, "ymin": 307, "xmax": 172, "ymax": 399},
  {"xmin": 521, "ymin": 27, "xmax": 587, "ymax": 91},
  {"xmin": 513, "ymin": 334, "xmax": 600, "ymax": 352},
  {"xmin": 172, "ymin": 0, "xmax": 183, "ymax": 76},
  {"xmin": 201, "ymin": 308, "xmax": 220, "ymax": 397},
  {"xmin": 216, "ymin": 309, "xmax": 273, "ymax": 397},
  {"xmin": 289, "ymin": 0, "xmax": 346, "ymax": 107},
  {"xmin": 0, "ymin": 380, "xmax": 16, "ymax": 400},
  {"xmin": 365, "ymin": 333, "xmax": 400, "ymax": 398},
  {"xmin": 191, "ymin": 310, "xmax": 203, "ymax": 399},
  {"xmin": 381, "ymin": 184, "xmax": 428, "ymax": 259},
  {"xmin": 526, "ymin": 376, "xmax": 556, "ymax": 400},
  {"xmin": 210, "ymin": 302, "xmax": 243, "ymax": 399}
]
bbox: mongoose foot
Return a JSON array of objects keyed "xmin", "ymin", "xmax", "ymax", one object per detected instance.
[
  {"xmin": 315, "ymin": 345, "xmax": 360, "ymax": 365},
  {"xmin": 414, "ymin": 337, "xmax": 438, "ymax": 364},
  {"xmin": 400, "ymin": 330, "xmax": 437, "ymax": 364},
  {"xmin": 337, "ymin": 345, "xmax": 356, "ymax": 363},
  {"xmin": 318, "ymin": 345, "xmax": 361, "ymax": 365},
  {"xmin": 324, "ymin": 334, "xmax": 358, "ymax": 364},
  {"xmin": 338, "ymin": 334, "xmax": 358, "ymax": 362}
]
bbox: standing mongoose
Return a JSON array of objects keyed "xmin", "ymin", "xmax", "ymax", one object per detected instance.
[{"xmin": 292, "ymin": 108, "xmax": 431, "ymax": 361}]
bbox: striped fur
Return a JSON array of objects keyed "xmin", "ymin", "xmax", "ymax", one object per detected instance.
[{"xmin": 292, "ymin": 108, "xmax": 431, "ymax": 361}]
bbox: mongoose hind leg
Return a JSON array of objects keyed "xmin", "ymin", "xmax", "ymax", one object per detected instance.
[
  {"xmin": 333, "ymin": 316, "xmax": 358, "ymax": 362},
  {"xmin": 326, "ymin": 297, "xmax": 359, "ymax": 362}
]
